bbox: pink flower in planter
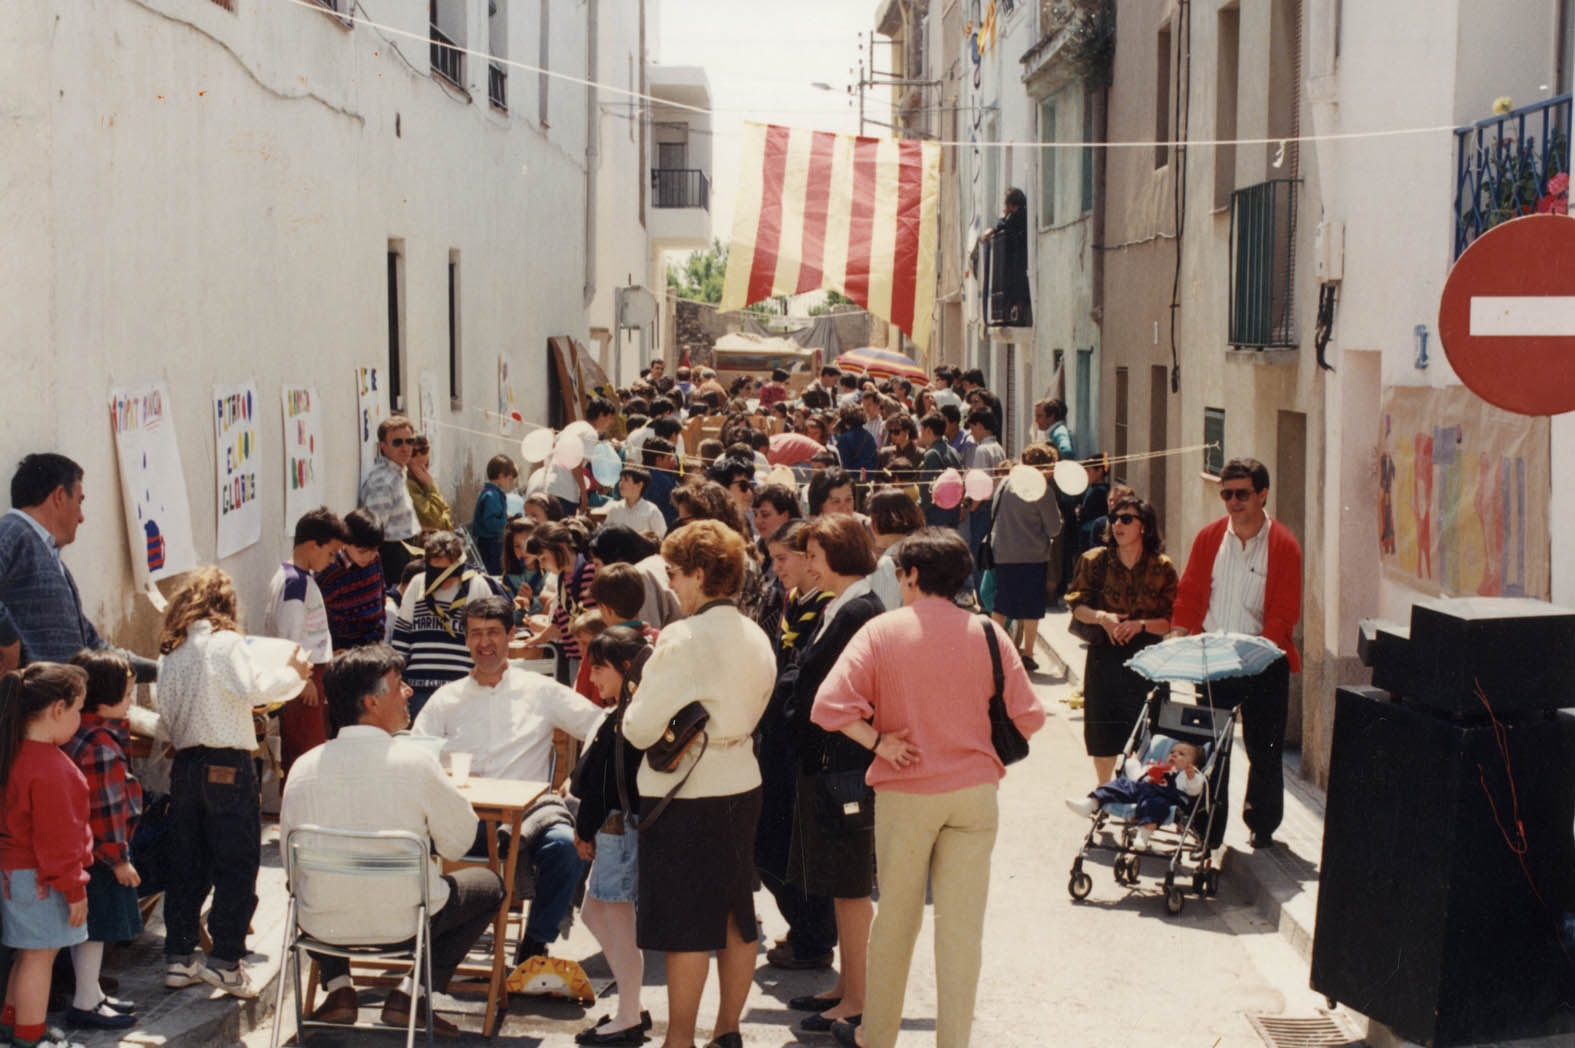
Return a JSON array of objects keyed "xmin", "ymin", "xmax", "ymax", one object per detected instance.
[{"xmin": 1536, "ymin": 172, "xmax": 1569, "ymax": 214}]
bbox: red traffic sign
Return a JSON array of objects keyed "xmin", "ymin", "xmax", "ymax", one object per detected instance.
[{"xmin": 1438, "ymin": 213, "xmax": 1575, "ymax": 416}]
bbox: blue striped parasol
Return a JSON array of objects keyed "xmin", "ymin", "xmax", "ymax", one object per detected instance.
[{"xmin": 1123, "ymin": 632, "xmax": 1285, "ymax": 684}]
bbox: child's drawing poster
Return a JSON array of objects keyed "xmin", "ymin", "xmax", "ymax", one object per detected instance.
[
  {"xmin": 357, "ymin": 365, "xmax": 385, "ymax": 490},
  {"xmin": 213, "ymin": 381, "xmax": 261, "ymax": 559},
  {"xmin": 281, "ymin": 385, "xmax": 323, "ymax": 535},
  {"xmin": 1378, "ymin": 385, "xmax": 1550, "ymax": 599},
  {"xmin": 108, "ymin": 382, "xmax": 197, "ymax": 584}
]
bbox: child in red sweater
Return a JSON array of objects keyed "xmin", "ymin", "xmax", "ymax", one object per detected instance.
[
  {"xmin": 0, "ymin": 663, "xmax": 93, "ymax": 1048},
  {"xmin": 62, "ymin": 650, "xmax": 144, "ymax": 1032}
]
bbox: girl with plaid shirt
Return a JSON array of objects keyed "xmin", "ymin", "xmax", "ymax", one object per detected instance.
[{"xmin": 61, "ymin": 650, "xmax": 143, "ymax": 1031}]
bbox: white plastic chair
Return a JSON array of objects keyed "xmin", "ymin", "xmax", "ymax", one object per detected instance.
[{"xmin": 272, "ymin": 826, "xmax": 435, "ymax": 1048}]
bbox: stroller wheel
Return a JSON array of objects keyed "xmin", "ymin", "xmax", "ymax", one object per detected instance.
[
  {"xmin": 1068, "ymin": 872, "xmax": 1093, "ymax": 900},
  {"xmin": 1165, "ymin": 886, "xmax": 1185, "ymax": 915}
]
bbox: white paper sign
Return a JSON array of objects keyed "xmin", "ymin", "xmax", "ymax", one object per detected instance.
[
  {"xmin": 213, "ymin": 381, "xmax": 261, "ymax": 559},
  {"xmin": 281, "ymin": 385, "xmax": 323, "ymax": 535},
  {"xmin": 356, "ymin": 365, "xmax": 386, "ymax": 490},
  {"xmin": 109, "ymin": 382, "xmax": 197, "ymax": 584}
]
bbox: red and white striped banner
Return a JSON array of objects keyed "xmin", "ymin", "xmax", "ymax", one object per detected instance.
[{"xmin": 720, "ymin": 123, "xmax": 943, "ymax": 352}]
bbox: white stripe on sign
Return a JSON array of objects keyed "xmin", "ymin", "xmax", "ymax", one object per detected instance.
[{"xmin": 1469, "ymin": 296, "xmax": 1575, "ymax": 337}]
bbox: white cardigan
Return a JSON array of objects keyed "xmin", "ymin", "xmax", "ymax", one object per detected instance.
[{"xmin": 622, "ymin": 604, "xmax": 774, "ymax": 800}]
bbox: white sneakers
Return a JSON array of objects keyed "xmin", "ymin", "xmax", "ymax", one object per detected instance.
[
  {"xmin": 165, "ymin": 956, "xmax": 260, "ymax": 998},
  {"xmin": 1133, "ymin": 826, "xmax": 1154, "ymax": 850},
  {"xmin": 1064, "ymin": 797, "xmax": 1098, "ymax": 817}
]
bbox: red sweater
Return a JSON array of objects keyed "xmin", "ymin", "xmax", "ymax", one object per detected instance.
[
  {"xmin": 1171, "ymin": 517, "xmax": 1303, "ymax": 673},
  {"xmin": 0, "ymin": 739, "xmax": 93, "ymax": 902}
]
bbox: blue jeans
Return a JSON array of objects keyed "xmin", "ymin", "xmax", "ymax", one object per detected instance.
[{"xmin": 472, "ymin": 820, "xmax": 585, "ymax": 945}]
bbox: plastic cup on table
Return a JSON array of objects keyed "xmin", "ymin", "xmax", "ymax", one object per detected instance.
[{"xmin": 450, "ymin": 752, "xmax": 473, "ymax": 786}]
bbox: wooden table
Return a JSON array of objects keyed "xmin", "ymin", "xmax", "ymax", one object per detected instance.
[{"xmin": 443, "ymin": 776, "xmax": 550, "ymax": 1037}]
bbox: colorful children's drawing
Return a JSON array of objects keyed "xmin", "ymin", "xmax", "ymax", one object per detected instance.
[
  {"xmin": 109, "ymin": 382, "xmax": 196, "ymax": 584},
  {"xmin": 282, "ymin": 385, "xmax": 324, "ymax": 535},
  {"xmin": 214, "ymin": 381, "xmax": 261, "ymax": 558}
]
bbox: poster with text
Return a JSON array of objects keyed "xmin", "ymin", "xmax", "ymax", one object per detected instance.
[
  {"xmin": 214, "ymin": 381, "xmax": 261, "ymax": 558},
  {"xmin": 419, "ymin": 371, "xmax": 439, "ymax": 458},
  {"xmin": 357, "ymin": 365, "xmax": 386, "ymax": 491},
  {"xmin": 108, "ymin": 382, "xmax": 197, "ymax": 585},
  {"xmin": 281, "ymin": 385, "xmax": 323, "ymax": 535},
  {"xmin": 1378, "ymin": 385, "xmax": 1550, "ymax": 599}
]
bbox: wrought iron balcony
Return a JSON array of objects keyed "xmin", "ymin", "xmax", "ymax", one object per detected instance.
[
  {"xmin": 651, "ymin": 169, "xmax": 710, "ymax": 210},
  {"xmin": 1454, "ymin": 94, "xmax": 1570, "ymax": 258},
  {"xmin": 488, "ymin": 63, "xmax": 507, "ymax": 112},
  {"xmin": 429, "ymin": 24, "xmax": 464, "ymax": 92},
  {"xmin": 1228, "ymin": 178, "xmax": 1300, "ymax": 349}
]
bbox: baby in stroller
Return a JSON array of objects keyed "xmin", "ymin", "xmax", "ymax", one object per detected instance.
[{"xmin": 1066, "ymin": 740, "xmax": 1204, "ymax": 850}]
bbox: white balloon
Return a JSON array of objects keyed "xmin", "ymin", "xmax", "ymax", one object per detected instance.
[
  {"xmin": 1053, "ymin": 459, "xmax": 1090, "ymax": 497},
  {"xmin": 564, "ymin": 419, "xmax": 598, "ymax": 446},
  {"xmin": 766, "ymin": 464, "xmax": 798, "ymax": 488},
  {"xmin": 521, "ymin": 427, "xmax": 556, "ymax": 462},
  {"xmin": 1008, "ymin": 463, "xmax": 1048, "ymax": 502},
  {"xmin": 552, "ymin": 432, "xmax": 585, "ymax": 468}
]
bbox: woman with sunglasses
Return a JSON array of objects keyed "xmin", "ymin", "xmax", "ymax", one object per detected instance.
[{"xmin": 1066, "ymin": 494, "xmax": 1178, "ymax": 785}]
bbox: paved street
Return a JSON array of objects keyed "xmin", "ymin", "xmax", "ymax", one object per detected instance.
[{"xmin": 254, "ymin": 668, "xmax": 1341, "ymax": 1048}]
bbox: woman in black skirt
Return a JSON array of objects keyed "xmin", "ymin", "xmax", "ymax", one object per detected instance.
[
  {"xmin": 783, "ymin": 514, "xmax": 884, "ymax": 1035},
  {"xmin": 988, "ymin": 443, "xmax": 1062, "ymax": 669},
  {"xmin": 1066, "ymin": 495, "xmax": 1179, "ymax": 786},
  {"xmin": 622, "ymin": 521, "xmax": 777, "ymax": 1048}
]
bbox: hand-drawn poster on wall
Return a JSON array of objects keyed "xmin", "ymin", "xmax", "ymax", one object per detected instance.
[
  {"xmin": 281, "ymin": 385, "xmax": 323, "ymax": 535},
  {"xmin": 498, "ymin": 353, "xmax": 521, "ymax": 432},
  {"xmin": 356, "ymin": 365, "xmax": 386, "ymax": 490},
  {"xmin": 213, "ymin": 382, "xmax": 261, "ymax": 559},
  {"xmin": 108, "ymin": 383, "xmax": 197, "ymax": 585},
  {"xmin": 1378, "ymin": 385, "xmax": 1550, "ymax": 599},
  {"xmin": 418, "ymin": 372, "xmax": 439, "ymax": 456}
]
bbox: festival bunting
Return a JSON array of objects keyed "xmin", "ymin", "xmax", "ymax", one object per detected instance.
[{"xmin": 720, "ymin": 123, "xmax": 943, "ymax": 351}]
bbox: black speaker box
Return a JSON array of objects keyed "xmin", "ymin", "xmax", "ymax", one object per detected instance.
[
  {"xmin": 1310, "ymin": 686, "xmax": 1575, "ymax": 1045},
  {"xmin": 1403, "ymin": 597, "xmax": 1575, "ymax": 715}
]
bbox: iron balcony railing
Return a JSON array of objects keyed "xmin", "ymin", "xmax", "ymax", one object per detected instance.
[
  {"xmin": 429, "ymin": 24, "xmax": 464, "ymax": 91},
  {"xmin": 488, "ymin": 63, "xmax": 507, "ymax": 111},
  {"xmin": 1228, "ymin": 178, "xmax": 1300, "ymax": 349},
  {"xmin": 1454, "ymin": 93, "xmax": 1570, "ymax": 258},
  {"xmin": 651, "ymin": 169, "xmax": 711, "ymax": 210}
]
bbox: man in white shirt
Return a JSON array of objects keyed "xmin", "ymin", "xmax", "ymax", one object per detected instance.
[
  {"xmin": 280, "ymin": 645, "xmax": 504, "ymax": 1036},
  {"xmin": 413, "ymin": 596, "xmax": 602, "ymax": 965}
]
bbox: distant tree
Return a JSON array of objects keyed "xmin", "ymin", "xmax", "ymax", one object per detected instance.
[
  {"xmin": 809, "ymin": 290, "xmax": 858, "ymax": 316},
  {"xmin": 666, "ymin": 240, "xmax": 729, "ymax": 303}
]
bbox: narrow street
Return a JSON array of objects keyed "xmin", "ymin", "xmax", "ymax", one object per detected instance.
[{"xmin": 258, "ymin": 667, "xmax": 1337, "ymax": 1048}]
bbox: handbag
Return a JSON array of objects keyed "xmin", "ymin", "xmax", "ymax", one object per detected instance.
[
  {"xmin": 975, "ymin": 534, "xmax": 996, "ymax": 571},
  {"xmin": 983, "ymin": 622, "xmax": 1030, "ymax": 766},
  {"xmin": 637, "ymin": 701, "xmax": 709, "ymax": 830},
  {"xmin": 813, "ymin": 760, "xmax": 875, "ymax": 836},
  {"xmin": 1066, "ymin": 549, "xmax": 1111, "ymax": 645}
]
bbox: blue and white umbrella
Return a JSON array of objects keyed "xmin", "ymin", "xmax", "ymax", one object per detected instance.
[{"xmin": 1123, "ymin": 632, "xmax": 1285, "ymax": 684}]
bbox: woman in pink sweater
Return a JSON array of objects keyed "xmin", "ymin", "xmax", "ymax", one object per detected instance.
[{"xmin": 811, "ymin": 528, "xmax": 1044, "ymax": 1048}]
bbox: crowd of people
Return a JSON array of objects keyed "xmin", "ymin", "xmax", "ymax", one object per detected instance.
[{"xmin": 0, "ymin": 355, "xmax": 1300, "ymax": 1048}]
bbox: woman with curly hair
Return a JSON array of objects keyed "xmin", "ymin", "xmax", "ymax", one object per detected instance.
[
  {"xmin": 623, "ymin": 522, "xmax": 775, "ymax": 1048},
  {"xmin": 155, "ymin": 567, "xmax": 310, "ymax": 998}
]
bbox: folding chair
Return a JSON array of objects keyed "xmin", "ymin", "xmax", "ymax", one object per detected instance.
[{"xmin": 272, "ymin": 827, "xmax": 435, "ymax": 1048}]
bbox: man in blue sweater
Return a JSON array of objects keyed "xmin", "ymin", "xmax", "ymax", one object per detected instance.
[{"xmin": 0, "ymin": 453, "xmax": 156, "ymax": 679}]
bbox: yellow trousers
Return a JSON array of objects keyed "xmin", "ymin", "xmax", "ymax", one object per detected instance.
[{"xmin": 863, "ymin": 783, "xmax": 999, "ymax": 1048}]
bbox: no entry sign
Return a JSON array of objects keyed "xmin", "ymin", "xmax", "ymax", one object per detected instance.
[{"xmin": 1438, "ymin": 213, "xmax": 1575, "ymax": 416}]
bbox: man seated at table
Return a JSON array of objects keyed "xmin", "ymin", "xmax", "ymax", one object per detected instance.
[
  {"xmin": 412, "ymin": 596, "xmax": 604, "ymax": 966},
  {"xmin": 280, "ymin": 645, "xmax": 505, "ymax": 1038}
]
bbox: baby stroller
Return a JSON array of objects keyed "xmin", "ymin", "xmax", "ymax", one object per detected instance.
[{"xmin": 1066, "ymin": 686, "xmax": 1235, "ymax": 915}]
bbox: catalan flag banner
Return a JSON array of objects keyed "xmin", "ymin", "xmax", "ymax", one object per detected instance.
[{"xmin": 720, "ymin": 123, "xmax": 943, "ymax": 352}]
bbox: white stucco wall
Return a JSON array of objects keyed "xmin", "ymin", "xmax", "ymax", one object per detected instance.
[{"xmin": 1, "ymin": 0, "xmax": 595, "ymax": 651}]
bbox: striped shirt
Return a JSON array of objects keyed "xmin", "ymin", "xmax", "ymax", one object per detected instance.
[
  {"xmin": 315, "ymin": 550, "xmax": 388, "ymax": 650},
  {"xmin": 358, "ymin": 454, "xmax": 420, "ymax": 541},
  {"xmin": 1202, "ymin": 519, "xmax": 1270, "ymax": 636},
  {"xmin": 390, "ymin": 573, "xmax": 493, "ymax": 689}
]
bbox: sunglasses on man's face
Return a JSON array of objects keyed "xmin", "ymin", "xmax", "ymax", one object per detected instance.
[
  {"xmin": 1113, "ymin": 513, "xmax": 1141, "ymax": 525},
  {"xmin": 389, "ymin": 437, "xmax": 411, "ymax": 447},
  {"xmin": 1219, "ymin": 487, "xmax": 1255, "ymax": 503}
]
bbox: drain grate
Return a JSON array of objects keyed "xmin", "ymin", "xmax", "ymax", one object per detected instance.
[{"xmin": 1246, "ymin": 1013, "xmax": 1364, "ymax": 1048}]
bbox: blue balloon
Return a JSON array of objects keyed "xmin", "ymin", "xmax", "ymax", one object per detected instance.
[
  {"xmin": 506, "ymin": 492, "xmax": 525, "ymax": 517},
  {"xmin": 590, "ymin": 442, "xmax": 623, "ymax": 487}
]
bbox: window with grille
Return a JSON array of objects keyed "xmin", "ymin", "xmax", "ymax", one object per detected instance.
[{"xmin": 1203, "ymin": 407, "xmax": 1225, "ymax": 475}]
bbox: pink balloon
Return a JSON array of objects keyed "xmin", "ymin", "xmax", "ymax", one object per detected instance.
[
  {"xmin": 552, "ymin": 432, "xmax": 584, "ymax": 468},
  {"xmin": 931, "ymin": 468, "xmax": 964, "ymax": 510},
  {"xmin": 964, "ymin": 468, "xmax": 994, "ymax": 502}
]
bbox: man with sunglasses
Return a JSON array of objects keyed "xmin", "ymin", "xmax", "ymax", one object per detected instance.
[
  {"xmin": 359, "ymin": 415, "xmax": 423, "ymax": 586},
  {"xmin": 1169, "ymin": 458, "xmax": 1302, "ymax": 850}
]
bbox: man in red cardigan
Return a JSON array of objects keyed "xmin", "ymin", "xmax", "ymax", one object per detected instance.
[{"xmin": 1169, "ymin": 458, "xmax": 1302, "ymax": 849}]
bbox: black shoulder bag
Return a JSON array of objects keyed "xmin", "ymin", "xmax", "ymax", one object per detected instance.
[
  {"xmin": 1066, "ymin": 549, "xmax": 1111, "ymax": 646},
  {"xmin": 984, "ymin": 621, "xmax": 1030, "ymax": 766}
]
